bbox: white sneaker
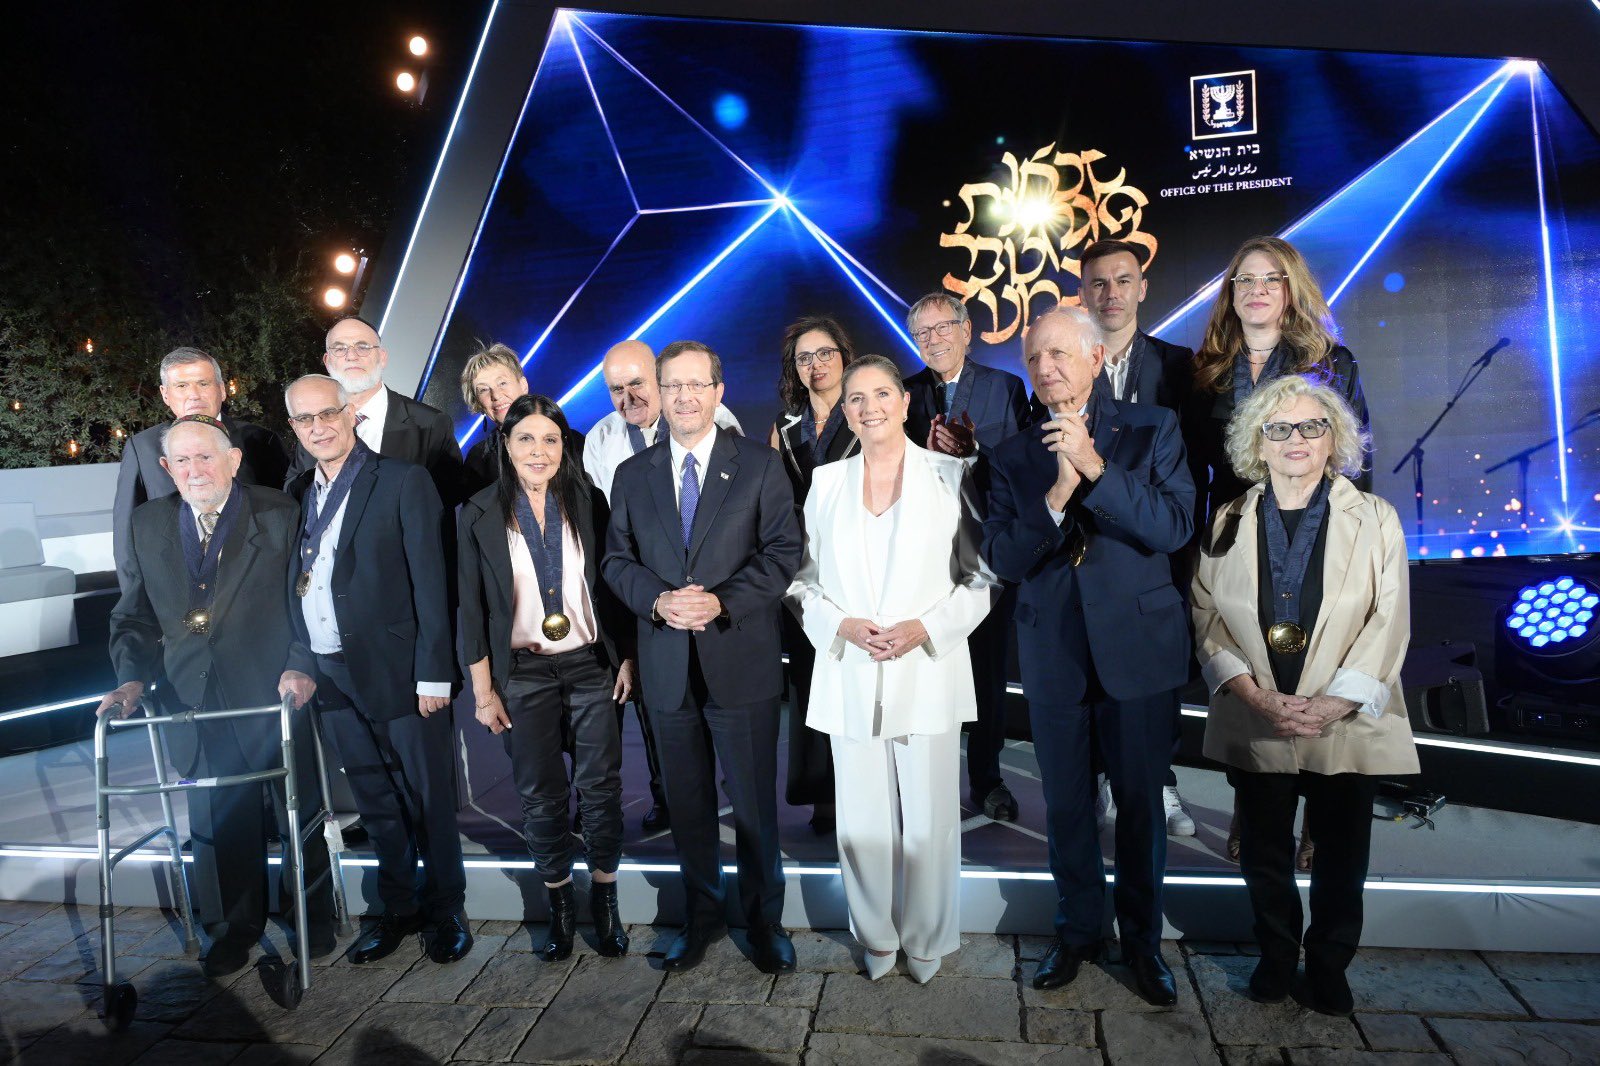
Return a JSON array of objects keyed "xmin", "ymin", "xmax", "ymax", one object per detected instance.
[
  {"xmin": 1095, "ymin": 774, "xmax": 1116, "ymax": 829},
  {"xmin": 1164, "ymin": 785, "xmax": 1196, "ymax": 837}
]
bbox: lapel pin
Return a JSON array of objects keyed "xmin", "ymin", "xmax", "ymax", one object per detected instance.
[{"xmin": 720, "ymin": 471, "xmax": 730, "ymax": 480}]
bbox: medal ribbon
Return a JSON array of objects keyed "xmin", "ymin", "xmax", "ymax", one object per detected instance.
[
  {"xmin": 179, "ymin": 480, "xmax": 241, "ymax": 619},
  {"xmin": 300, "ymin": 439, "xmax": 370, "ymax": 579},
  {"xmin": 1263, "ymin": 477, "xmax": 1331, "ymax": 630},
  {"xmin": 1232, "ymin": 342, "xmax": 1292, "ymax": 408},
  {"xmin": 512, "ymin": 487, "xmax": 564, "ymax": 622}
]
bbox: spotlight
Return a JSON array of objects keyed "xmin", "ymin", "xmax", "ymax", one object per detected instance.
[
  {"xmin": 1502, "ymin": 575, "xmax": 1599, "ymax": 655},
  {"xmin": 396, "ymin": 71, "xmax": 417, "ymax": 93},
  {"xmin": 409, "ymin": 35, "xmax": 429, "ymax": 57},
  {"xmin": 1496, "ymin": 567, "xmax": 1600, "ymax": 740},
  {"xmin": 333, "ymin": 253, "xmax": 358, "ymax": 275},
  {"xmin": 323, "ymin": 287, "xmax": 348, "ymax": 309}
]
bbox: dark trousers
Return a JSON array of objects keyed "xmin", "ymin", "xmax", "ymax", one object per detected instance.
[
  {"xmin": 781, "ymin": 609, "xmax": 833, "ymax": 807},
  {"xmin": 1230, "ymin": 768, "xmax": 1377, "ymax": 975},
  {"xmin": 965, "ymin": 586, "xmax": 1016, "ymax": 797},
  {"xmin": 313, "ymin": 654, "xmax": 467, "ymax": 919},
  {"xmin": 186, "ymin": 714, "xmax": 333, "ymax": 942},
  {"xmin": 503, "ymin": 645, "xmax": 623, "ymax": 882},
  {"xmin": 629, "ymin": 700, "xmax": 669, "ymax": 809},
  {"xmin": 654, "ymin": 647, "xmax": 785, "ymax": 930},
  {"xmin": 1030, "ymin": 682, "xmax": 1177, "ymax": 952}
]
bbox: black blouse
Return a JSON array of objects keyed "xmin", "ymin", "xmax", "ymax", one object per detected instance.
[{"xmin": 1254, "ymin": 505, "xmax": 1330, "ymax": 695}]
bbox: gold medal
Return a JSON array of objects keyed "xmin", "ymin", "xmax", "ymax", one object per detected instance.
[
  {"xmin": 296, "ymin": 572, "xmax": 312, "ymax": 598},
  {"xmin": 541, "ymin": 612, "xmax": 571, "ymax": 641},
  {"xmin": 184, "ymin": 608, "xmax": 211, "ymax": 635},
  {"xmin": 1267, "ymin": 621, "xmax": 1307, "ymax": 654}
]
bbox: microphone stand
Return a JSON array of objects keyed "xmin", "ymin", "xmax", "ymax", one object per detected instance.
[
  {"xmin": 1392, "ymin": 339, "xmax": 1507, "ymax": 544},
  {"xmin": 1485, "ymin": 405, "xmax": 1600, "ymax": 524}
]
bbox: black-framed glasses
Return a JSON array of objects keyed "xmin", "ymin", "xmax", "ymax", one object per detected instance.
[
  {"xmin": 288, "ymin": 404, "xmax": 349, "ymax": 429},
  {"xmin": 911, "ymin": 320, "xmax": 961, "ymax": 345},
  {"xmin": 326, "ymin": 342, "xmax": 380, "ymax": 357},
  {"xmin": 794, "ymin": 347, "xmax": 840, "ymax": 368},
  {"xmin": 1261, "ymin": 418, "xmax": 1330, "ymax": 442},
  {"xmin": 1231, "ymin": 272, "xmax": 1286, "ymax": 292}
]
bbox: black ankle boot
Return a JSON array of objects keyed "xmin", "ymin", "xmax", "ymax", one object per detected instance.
[
  {"xmin": 539, "ymin": 882, "xmax": 576, "ymax": 961},
  {"xmin": 589, "ymin": 880, "xmax": 629, "ymax": 957}
]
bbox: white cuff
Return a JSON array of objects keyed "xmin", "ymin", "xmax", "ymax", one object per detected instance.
[
  {"xmin": 1201, "ymin": 648, "xmax": 1251, "ymax": 695},
  {"xmin": 1324, "ymin": 669, "xmax": 1388, "ymax": 718},
  {"xmin": 1047, "ymin": 505, "xmax": 1067, "ymax": 526},
  {"xmin": 416, "ymin": 681, "xmax": 452, "ymax": 698}
]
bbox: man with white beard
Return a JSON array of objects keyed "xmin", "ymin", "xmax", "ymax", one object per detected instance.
[{"xmin": 284, "ymin": 317, "xmax": 467, "ymax": 507}]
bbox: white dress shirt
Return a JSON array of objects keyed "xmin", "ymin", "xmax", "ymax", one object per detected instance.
[
  {"xmin": 582, "ymin": 405, "xmax": 742, "ymax": 499},
  {"xmin": 353, "ymin": 387, "xmax": 390, "ymax": 452},
  {"xmin": 668, "ymin": 425, "xmax": 719, "ymax": 508},
  {"xmin": 1103, "ymin": 340, "xmax": 1135, "ymax": 402},
  {"xmin": 299, "ymin": 460, "xmax": 450, "ymax": 698}
]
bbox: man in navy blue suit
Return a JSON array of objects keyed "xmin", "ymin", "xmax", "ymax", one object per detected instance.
[
  {"xmin": 983, "ymin": 306, "xmax": 1194, "ymax": 1005},
  {"xmin": 903, "ymin": 293, "xmax": 1031, "ymax": 822},
  {"xmin": 603, "ymin": 341, "xmax": 803, "ymax": 976}
]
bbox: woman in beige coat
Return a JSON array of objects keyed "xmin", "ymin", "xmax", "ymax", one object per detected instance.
[{"xmin": 1191, "ymin": 373, "xmax": 1416, "ymax": 1018}]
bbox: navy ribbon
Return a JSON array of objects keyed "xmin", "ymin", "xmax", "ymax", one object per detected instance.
[
  {"xmin": 625, "ymin": 420, "xmax": 648, "ymax": 455},
  {"xmin": 179, "ymin": 480, "xmax": 241, "ymax": 617},
  {"xmin": 1263, "ymin": 478, "xmax": 1331, "ymax": 627},
  {"xmin": 512, "ymin": 488, "xmax": 565, "ymax": 620},
  {"xmin": 1232, "ymin": 342, "xmax": 1292, "ymax": 408},
  {"xmin": 300, "ymin": 439, "xmax": 369, "ymax": 575}
]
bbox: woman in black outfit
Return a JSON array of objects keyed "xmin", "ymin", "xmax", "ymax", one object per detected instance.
[
  {"xmin": 1184, "ymin": 235, "xmax": 1373, "ymax": 871},
  {"xmin": 767, "ymin": 315, "xmax": 859, "ymax": 832},
  {"xmin": 458, "ymin": 394, "xmax": 635, "ymax": 960}
]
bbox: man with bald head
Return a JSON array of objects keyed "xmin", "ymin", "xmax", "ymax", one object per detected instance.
[
  {"xmin": 583, "ymin": 339, "xmax": 742, "ymax": 830},
  {"xmin": 982, "ymin": 306, "xmax": 1194, "ymax": 1004},
  {"xmin": 102, "ymin": 414, "xmax": 331, "ymax": 978}
]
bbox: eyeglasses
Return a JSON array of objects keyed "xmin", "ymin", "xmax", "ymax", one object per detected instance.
[
  {"xmin": 1231, "ymin": 272, "xmax": 1287, "ymax": 292},
  {"xmin": 660, "ymin": 381, "xmax": 715, "ymax": 396},
  {"xmin": 794, "ymin": 347, "xmax": 840, "ymax": 368},
  {"xmin": 911, "ymin": 320, "xmax": 961, "ymax": 345},
  {"xmin": 326, "ymin": 342, "xmax": 380, "ymax": 357},
  {"xmin": 288, "ymin": 404, "xmax": 349, "ymax": 429},
  {"xmin": 1261, "ymin": 418, "xmax": 1330, "ymax": 441}
]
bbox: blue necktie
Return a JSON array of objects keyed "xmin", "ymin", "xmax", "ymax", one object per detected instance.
[
  {"xmin": 680, "ymin": 453, "xmax": 700, "ymax": 549},
  {"xmin": 625, "ymin": 421, "xmax": 646, "ymax": 455},
  {"xmin": 941, "ymin": 380, "xmax": 956, "ymax": 416}
]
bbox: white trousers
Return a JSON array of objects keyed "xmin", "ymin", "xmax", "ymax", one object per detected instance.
[{"xmin": 829, "ymin": 729, "xmax": 962, "ymax": 959}]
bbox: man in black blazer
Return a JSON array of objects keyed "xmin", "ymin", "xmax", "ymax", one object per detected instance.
[
  {"xmin": 100, "ymin": 415, "xmax": 330, "ymax": 978},
  {"xmin": 114, "ymin": 347, "xmax": 290, "ymax": 587},
  {"xmin": 602, "ymin": 341, "xmax": 802, "ymax": 975},
  {"xmin": 283, "ymin": 373, "xmax": 472, "ymax": 967},
  {"xmin": 904, "ymin": 292, "xmax": 1031, "ymax": 823},
  {"xmin": 283, "ymin": 317, "xmax": 468, "ymax": 508},
  {"xmin": 983, "ymin": 307, "xmax": 1194, "ymax": 1006}
]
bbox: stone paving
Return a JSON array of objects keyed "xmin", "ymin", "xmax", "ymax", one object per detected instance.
[{"xmin": 2, "ymin": 900, "xmax": 1598, "ymax": 1064}]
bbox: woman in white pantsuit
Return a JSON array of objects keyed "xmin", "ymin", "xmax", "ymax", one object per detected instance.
[{"xmin": 787, "ymin": 355, "xmax": 994, "ymax": 983}]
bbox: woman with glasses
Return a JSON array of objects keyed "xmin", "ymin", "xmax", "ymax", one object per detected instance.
[
  {"xmin": 1190, "ymin": 374, "xmax": 1413, "ymax": 1017},
  {"xmin": 1187, "ymin": 236, "xmax": 1372, "ymax": 871},
  {"xmin": 768, "ymin": 315, "xmax": 860, "ymax": 833},
  {"xmin": 457, "ymin": 393, "xmax": 635, "ymax": 961}
]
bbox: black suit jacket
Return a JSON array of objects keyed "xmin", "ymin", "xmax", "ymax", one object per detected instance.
[
  {"xmin": 287, "ymin": 389, "xmax": 468, "ymax": 508},
  {"xmin": 286, "ymin": 452, "xmax": 454, "ymax": 721},
  {"xmin": 114, "ymin": 416, "xmax": 290, "ymax": 586},
  {"xmin": 983, "ymin": 388, "xmax": 1195, "ymax": 705},
  {"xmin": 905, "ymin": 358, "xmax": 1030, "ymax": 453},
  {"xmin": 602, "ymin": 429, "xmax": 801, "ymax": 711},
  {"xmin": 109, "ymin": 485, "xmax": 313, "ymax": 773},
  {"xmin": 458, "ymin": 480, "xmax": 633, "ymax": 692}
]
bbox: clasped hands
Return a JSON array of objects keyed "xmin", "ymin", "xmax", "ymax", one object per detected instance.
[
  {"xmin": 1242, "ymin": 685, "xmax": 1359, "ymax": 738},
  {"xmin": 1041, "ymin": 410, "xmax": 1103, "ymax": 509},
  {"xmin": 655, "ymin": 584, "xmax": 723, "ymax": 631},
  {"xmin": 839, "ymin": 617, "xmax": 929, "ymax": 661}
]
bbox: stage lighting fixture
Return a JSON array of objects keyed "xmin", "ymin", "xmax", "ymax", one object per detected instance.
[
  {"xmin": 409, "ymin": 35, "xmax": 429, "ymax": 57},
  {"xmin": 396, "ymin": 71, "xmax": 418, "ymax": 93},
  {"xmin": 1496, "ymin": 569, "xmax": 1600, "ymax": 740},
  {"xmin": 333, "ymin": 252, "xmax": 358, "ymax": 275},
  {"xmin": 323, "ymin": 286, "xmax": 348, "ymax": 309},
  {"xmin": 1503, "ymin": 575, "xmax": 1599, "ymax": 654}
]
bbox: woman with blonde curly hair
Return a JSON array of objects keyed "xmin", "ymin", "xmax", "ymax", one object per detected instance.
[{"xmin": 1190, "ymin": 374, "xmax": 1414, "ymax": 1018}]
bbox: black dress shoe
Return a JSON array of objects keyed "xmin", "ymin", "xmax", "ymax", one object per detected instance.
[
  {"xmin": 590, "ymin": 881, "xmax": 629, "ymax": 957},
  {"xmin": 348, "ymin": 912, "xmax": 421, "ymax": 965},
  {"xmin": 539, "ymin": 883, "xmax": 577, "ymax": 962},
  {"xmin": 1247, "ymin": 957, "xmax": 1295, "ymax": 1003},
  {"xmin": 662, "ymin": 925, "xmax": 720, "ymax": 972},
  {"xmin": 1032, "ymin": 939, "xmax": 1099, "ymax": 989},
  {"xmin": 1126, "ymin": 950, "xmax": 1178, "ymax": 1006},
  {"xmin": 979, "ymin": 784, "xmax": 1019, "ymax": 822},
  {"xmin": 200, "ymin": 936, "xmax": 253, "ymax": 979},
  {"xmin": 642, "ymin": 805, "xmax": 670, "ymax": 832},
  {"xmin": 428, "ymin": 914, "xmax": 474, "ymax": 964},
  {"xmin": 749, "ymin": 925, "xmax": 796, "ymax": 974},
  {"xmin": 1305, "ymin": 964, "xmax": 1354, "ymax": 1017}
]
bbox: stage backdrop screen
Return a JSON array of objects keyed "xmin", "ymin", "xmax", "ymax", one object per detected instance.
[{"xmin": 419, "ymin": 9, "xmax": 1600, "ymax": 560}]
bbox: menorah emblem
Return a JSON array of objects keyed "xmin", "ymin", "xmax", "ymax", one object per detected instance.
[
  {"xmin": 1191, "ymin": 71, "xmax": 1256, "ymax": 139},
  {"xmin": 1207, "ymin": 82, "xmax": 1237, "ymax": 123}
]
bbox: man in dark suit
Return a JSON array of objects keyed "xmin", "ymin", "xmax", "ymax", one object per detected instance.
[
  {"xmin": 284, "ymin": 317, "xmax": 468, "ymax": 508},
  {"xmin": 113, "ymin": 347, "xmax": 290, "ymax": 587},
  {"xmin": 100, "ymin": 414, "xmax": 331, "ymax": 978},
  {"xmin": 1079, "ymin": 238, "xmax": 1201, "ymax": 838},
  {"xmin": 983, "ymin": 306, "xmax": 1194, "ymax": 1005},
  {"xmin": 283, "ymin": 373, "xmax": 472, "ymax": 967},
  {"xmin": 903, "ymin": 293, "xmax": 1030, "ymax": 822},
  {"xmin": 602, "ymin": 341, "xmax": 802, "ymax": 975}
]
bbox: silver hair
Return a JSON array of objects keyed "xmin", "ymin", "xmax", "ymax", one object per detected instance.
[
  {"xmin": 159, "ymin": 418, "xmax": 232, "ymax": 459},
  {"xmin": 1225, "ymin": 374, "xmax": 1368, "ymax": 484},
  {"xmin": 905, "ymin": 291, "xmax": 969, "ymax": 333},
  {"xmin": 283, "ymin": 373, "xmax": 350, "ymax": 412},
  {"xmin": 159, "ymin": 346, "xmax": 225, "ymax": 387},
  {"xmin": 1027, "ymin": 304, "xmax": 1104, "ymax": 358}
]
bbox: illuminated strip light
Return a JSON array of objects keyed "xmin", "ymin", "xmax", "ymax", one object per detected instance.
[
  {"xmin": 558, "ymin": 202, "xmax": 783, "ymax": 406},
  {"xmin": 565, "ymin": 13, "xmax": 638, "ymax": 212},
  {"xmin": 1529, "ymin": 70, "xmax": 1570, "ymax": 507},
  {"xmin": 0, "ymin": 694, "xmax": 98, "ymax": 726},
  {"xmin": 376, "ymin": 0, "xmax": 504, "ymax": 340},
  {"xmin": 1325, "ymin": 71, "xmax": 1514, "ymax": 306},
  {"xmin": 636, "ymin": 199, "xmax": 776, "ymax": 215},
  {"xmin": 788, "ymin": 204, "xmax": 912, "ymax": 312},
  {"xmin": 787, "ymin": 206, "xmax": 920, "ymax": 354}
]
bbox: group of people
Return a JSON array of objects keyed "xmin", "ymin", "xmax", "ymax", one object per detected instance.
[{"xmin": 100, "ymin": 233, "xmax": 1415, "ymax": 1019}]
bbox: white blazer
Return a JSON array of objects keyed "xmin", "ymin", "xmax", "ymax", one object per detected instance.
[{"xmin": 786, "ymin": 442, "xmax": 995, "ymax": 739}]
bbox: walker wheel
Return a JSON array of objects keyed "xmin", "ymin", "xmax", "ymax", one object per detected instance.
[
  {"xmin": 102, "ymin": 982, "xmax": 137, "ymax": 1031},
  {"xmin": 267, "ymin": 961, "xmax": 305, "ymax": 1009}
]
